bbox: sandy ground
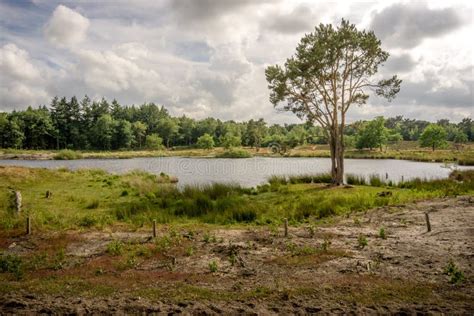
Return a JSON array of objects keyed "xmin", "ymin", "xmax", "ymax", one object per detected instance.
[{"xmin": 1, "ymin": 196, "xmax": 473, "ymax": 315}]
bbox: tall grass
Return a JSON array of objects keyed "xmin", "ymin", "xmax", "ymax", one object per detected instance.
[
  {"xmin": 53, "ymin": 150, "xmax": 83, "ymax": 160},
  {"xmin": 288, "ymin": 173, "xmax": 332, "ymax": 184}
]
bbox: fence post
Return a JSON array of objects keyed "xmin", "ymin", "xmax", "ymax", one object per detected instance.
[
  {"xmin": 15, "ymin": 191, "xmax": 22, "ymax": 213},
  {"xmin": 152, "ymin": 220, "xmax": 157, "ymax": 238},
  {"xmin": 284, "ymin": 218, "xmax": 288, "ymax": 237},
  {"xmin": 424, "ymin": 213, "xmax": 431, "ymax": 232}
]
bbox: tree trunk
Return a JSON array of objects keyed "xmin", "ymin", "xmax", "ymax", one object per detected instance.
[{"xmin": 329, "ymin": 133, "xmax": 344, "ymax": 185}]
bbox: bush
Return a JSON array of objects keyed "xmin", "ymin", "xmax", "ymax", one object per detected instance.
[
  {"xmin": 358, "ymin": 234, "xmax": 368, "ymax": 249},
  {"xmin": 444, "ymin": 260, "xmax": 465, "ymax": 284},
  {"xmin": 53, "ymin": 149, "xmax": 83, "ymax": 160},
  {"xmin": 145, "ymin": 134, "xmax": 164, "ymax": 150},
  {"xmin": 216, "ymin": 149, "xmax": 252, "ymax": 158},
  {"xmin": 0, "ymin": 253, "xmax": 23, "ymax": 280}
]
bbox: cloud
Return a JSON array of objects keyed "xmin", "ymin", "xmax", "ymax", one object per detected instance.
[
  {"xmin": 0, "ymin": 43, "xmax": 49, "ymax": 110},
  {"xmin": 261, "ymin": 4, "xmax": 318, "ymax": 34},
  {"xmin": 370, "ymin": 3, "xmax": 463, "ymax": 48},
  {"xmin": 383, "ymin": 53, "xmax": 416, "ymax": 73},
  {"xmin": 44, "ymin": 5, "xmax": 90, "ymax": 48},
  {"xmin": 170, "ymin": 0, "xmax": 257, "ymax": 24}
]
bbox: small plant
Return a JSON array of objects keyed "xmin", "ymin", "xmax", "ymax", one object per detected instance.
[
  {"xmin": 52, "ymin": 248, "xmax": 66, "ymax": 270},
  {"xmin": 444, "ymin": 260, "xmax": 465, "ymax": 284},
  {"xmin": 320, "ymin": 237, "xmax": 331, "ymax": 251},
  {"xmin": 185, "ymin": 246, "xmax": 194, "ymax": 257},
  {"xmin": 0, "ymin": 253, "xmax": 24, "ymax": 280},
  {"xmin": 229, "ymin": 253, "xmax": 237, "ymax": 266},
  {"xmin": 307, "ymin": 225, "xmax": 315, "ymax": 238},
  {"xmin": 203, "ymin": 232, "xmax": 217, "ymax": 243},
  {"xmin": 379, "ymin": 227, "xmax": 386, "ymax": 239},
  {"xmin": 107, "ymin": 240, "xmax": 124, "ymax": 256},
  {"xmin": 358, "ymin": 234, "xmax": 368, "ymax": 249},
  {"xmin": 209, "ymin": 260, "xmax": 218, "ymax": 273}
]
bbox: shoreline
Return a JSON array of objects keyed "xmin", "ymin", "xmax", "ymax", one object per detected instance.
[{"xmin": 0, "ymin": 148, "xmax": 473, "ymax": 165}]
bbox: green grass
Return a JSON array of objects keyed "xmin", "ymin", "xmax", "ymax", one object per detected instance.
[
  {"xmin": 53, "ymin": 149, "xmax": 83, "ymax": 160},
  {"xmin": 1, "ymin": 166, "xmax": 473, "ymax": 232}
]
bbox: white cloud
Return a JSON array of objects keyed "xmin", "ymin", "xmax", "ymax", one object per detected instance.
[
  {"xmin": 44, "ymin": 5, "xmax": 90, "ymax": 48},
  {"xmin": 0, "ymin": 0, "xmax": 472, "ymax": 122},
  {"xmin": 0, "ymin": 43, "xmax": 49, "ymax": 109}
]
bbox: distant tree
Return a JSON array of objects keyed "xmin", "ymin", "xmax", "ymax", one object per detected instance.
[
  {"xmin": 451, "ymin": 128, "xmax": 468, "ymax": 144},
  {"xmin": 90, "ymin": 114, "xmax": 115, "ymax": 150},
  {"xmin": 178, "ymin": 115, "xmax": 195, "ymax": 145},
  {"xmin": 245, "ymin": 118, "xmax": 267, "ymax": 150},
  {"xmin": 220, "ymin": 132, "xmax": 241, "ymax": 149},
  {"xmin": 158, "ymin": 117, "xmax": 179, "ymax": 148},
  {"xmin": 458, "ymin": 118, "xmax": 473, "ymax": 141},
  {"xmin": 285, "ymin": 125, "xmax": 308, "ymax": 148},
  {"xmin": 356, "ymin": 117, "xmax": 388, "ymax": 151},
  {"xmin": 113, "ymin": 119, "xmax": 133, "ymax": 149},
  {"xmin": 132, "ymin": 121, "xmax": 147, "ymax": 149},
  {"xmin": 1, "ymin": 118, "xmax": 24, "ymax": 149},
  {"xmin": 419, "ymin": 124, "xmax": 447, "ymax": 151},
  {"xmin": 265, "ymin": 19, "xmax": 401, "ymax": 184},
  {"xmin": 145, "ymin": 133, "xmax": 164, "ymax": 150},
  {"xmin": 197, "ymin": 133, "xmax": 215, "ymax": 150}
]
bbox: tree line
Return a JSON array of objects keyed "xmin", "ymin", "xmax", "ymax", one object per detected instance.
[{"xmin": 0, "ymin": 96, "xmax": 472, "ymax": 151}]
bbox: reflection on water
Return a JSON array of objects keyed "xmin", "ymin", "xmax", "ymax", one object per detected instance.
[{"xmin": 1, "ymin": 157, "xmax": 472, "ymax": 188}]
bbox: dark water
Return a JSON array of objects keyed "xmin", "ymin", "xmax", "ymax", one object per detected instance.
[{"xmin": 0, "ymin": 157, "xmax": 471, "ymax": 188}]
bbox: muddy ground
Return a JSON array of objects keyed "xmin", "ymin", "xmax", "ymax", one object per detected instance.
[{"xmin": 1, "ymin": 196, "xmax": 473, "ymax": 315}]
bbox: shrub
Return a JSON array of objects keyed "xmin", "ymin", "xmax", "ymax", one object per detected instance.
[
  {"xmin": 53, "ymin": 149, "xmax": 83, "ymax": 160},
  {"xmin": 216, "ymin": 149, "xmax": 252, "ymax": 158},
  {"xmin": 0, "ymin": 253, "xmax": 23, "ymax": 280},
  {"xmin": 444, "ymin": 260, "xmax": 465, "ymax": 284}
]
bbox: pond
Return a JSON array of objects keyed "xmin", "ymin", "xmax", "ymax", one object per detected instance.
[{"xmin": 1, "ymin": 157, "xmax": 472, "ymax": 188}]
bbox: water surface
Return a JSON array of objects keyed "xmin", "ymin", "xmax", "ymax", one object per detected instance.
[{"xmin": 1, "ymin": 157, "xmax": 471, "ymax": 188}]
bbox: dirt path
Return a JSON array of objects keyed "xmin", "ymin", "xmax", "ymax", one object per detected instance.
[{"xmin": 1, "ymin": 196, "xmax": 473, "ymax": 315}]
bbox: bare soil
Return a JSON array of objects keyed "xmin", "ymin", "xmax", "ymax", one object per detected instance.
[{"xmin": 1, "ymin": 196, "xmax": 473, "ymax": 315}]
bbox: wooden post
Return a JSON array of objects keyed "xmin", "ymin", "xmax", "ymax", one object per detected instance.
[
  {"xmin": 385, "ymin": 172, "xmax": 388, "ymax": 180},
  {"xmin": 424, "ymin": 213, "xmax": 431, "ymax": 232},
  {"xmin": 15, "ymin": 191, "xmax": 22, "ymax": 213},
  {"xmin": 401, "ymin": 176, "xmax": 404, "ymax": 183},
  {"xmin": 284, "ymin": 218, "xmax": 288, "ymax": 237},
  {"xmin": 152, "ymin": 220, "xmax": 157, "ymax": 238},
  {"xmin": 26, "ymin": 216, "xmax": 31, "ymax": 235}
]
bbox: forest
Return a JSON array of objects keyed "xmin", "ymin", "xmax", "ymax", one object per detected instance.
[{"xmin": 1, "ymin": 96, "xmax": 473, "ymax": 151}]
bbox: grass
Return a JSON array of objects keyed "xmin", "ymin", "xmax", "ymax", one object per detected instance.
[
  {"xmin": 0, "ymin": 166, "xmax": 473, "ymax": 232},
  {"xmin": 53, "ymin": 149, "xmax": 83, "ymax": 160}
]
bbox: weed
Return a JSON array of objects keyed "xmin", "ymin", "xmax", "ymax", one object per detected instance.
[
  {"xmin": 320, "ymin": 237, "xmax": 332, "ymax": 251},
  {"xmin": 346, "ymin": 174, "xmax": 367, "ymax": 185},
  {"xmin": 379, "ymin": 227, "xmax": 386, "ymax": 239},
  {"xmin": 444, "ymin": 260, "xmax": 465, "ymax": 284},
  {"xmin": 209, "ymin": 260, "xmax": 218, "ymax": 273},
  {"xmin": 358, "ymin": 234, "xmax": 368, "ymax": 249},
  {"xmin": 107, "ymin": 240, "xmax": 124, "ymax": 256},
  {"xmin": 185, "ymin": 246, "xmax": 194, "ymax": 257}
]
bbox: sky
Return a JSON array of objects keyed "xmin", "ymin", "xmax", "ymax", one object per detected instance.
[{"xmin": 0, "ymin": 0, "xmax": 472, "ymax": 124}]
